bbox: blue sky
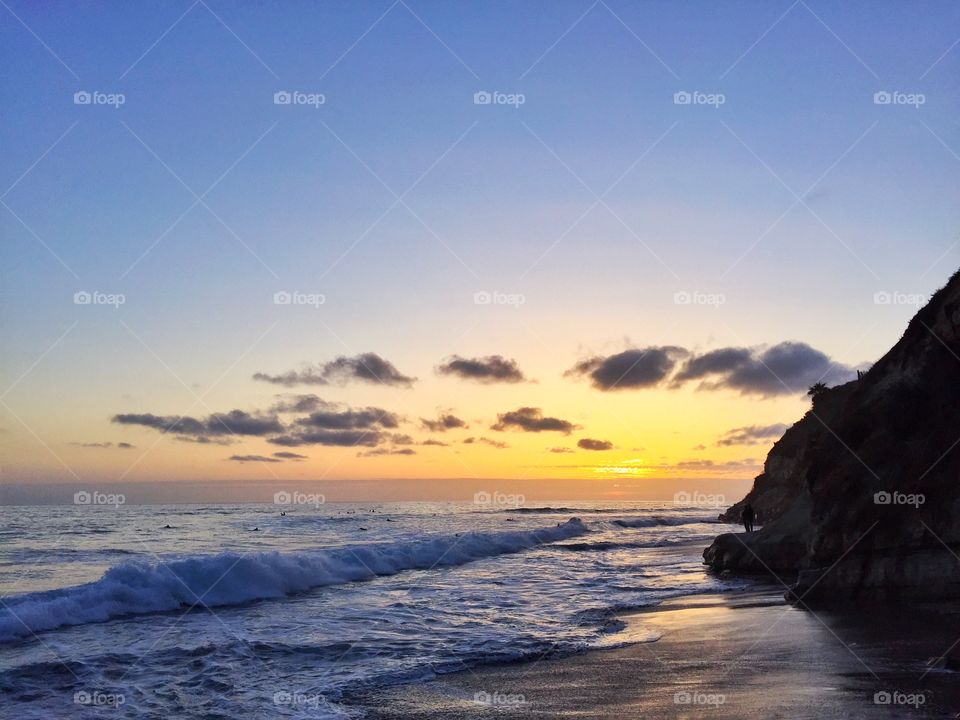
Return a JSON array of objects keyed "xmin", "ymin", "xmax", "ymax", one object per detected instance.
[{"xmin": 2, "ymin": 1, "xmax": 959, "ymax": 493}]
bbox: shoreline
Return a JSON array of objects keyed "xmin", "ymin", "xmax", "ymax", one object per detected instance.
[{"xmin": 346, "ymin": 588, "xmax": 960, "ymax": 719}]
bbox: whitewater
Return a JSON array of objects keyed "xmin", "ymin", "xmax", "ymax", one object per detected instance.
[{"xmin": 0, "ymin": 502, "xmax": 745, "ymax": 718}]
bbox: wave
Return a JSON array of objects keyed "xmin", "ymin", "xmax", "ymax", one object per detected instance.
[
  {"xmin": 503, "ymin": 506, "xmax": 665, "ymax": 515},
  {"xmin": 610, "ymin": 516, "xmax": 716, "ymax": 528},
  {"xmin": 0, "ymin": 518, "xmax": 588, "ymax": 642}
]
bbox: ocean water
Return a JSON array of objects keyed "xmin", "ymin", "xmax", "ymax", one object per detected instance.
[{"xmin": 0, "ymin": 502, "xmax": 746, "ymax": 718}]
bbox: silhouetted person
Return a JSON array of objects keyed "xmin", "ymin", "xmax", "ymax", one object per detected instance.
[{"xmin": 742, "ymin": 503, "xmax": 755, "ymax": 533}]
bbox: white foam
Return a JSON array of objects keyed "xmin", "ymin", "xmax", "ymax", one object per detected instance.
[{"xmin": 0, "ymin": 519, "xmax": 588, "ymax": 642}]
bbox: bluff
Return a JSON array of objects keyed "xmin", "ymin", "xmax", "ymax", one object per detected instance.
[{"xmin": 704, "ymin": 269, "xmax": 960, "ymax": 602}]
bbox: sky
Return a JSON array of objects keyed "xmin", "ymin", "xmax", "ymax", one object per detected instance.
[{"xmin": 1, "ymin": 1, "xmax": 958, "ymax": 502}]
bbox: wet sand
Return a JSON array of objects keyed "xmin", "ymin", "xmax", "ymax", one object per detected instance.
[{"xmin": 347, "ymin": 590, "xmax": 960, "ymax": 719}]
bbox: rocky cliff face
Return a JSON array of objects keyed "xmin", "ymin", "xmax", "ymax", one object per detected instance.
[{"xmin": 704, "ymin": 269, "xmax": 960, "ymax": 602}]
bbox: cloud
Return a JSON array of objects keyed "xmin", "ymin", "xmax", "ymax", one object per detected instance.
[
  {"xmin": 358, "ymin": 447, "xmax": 417, "ymax": 457},
  {"xmin": 567, "ymin": 342, "xmax": 857, "ymax": 397},
  {"xmin": 391, "ymin": 434, "xmax": 415, "ymax": 445},
  {"xmin": 272, "ymin": 451, "xmax": 307, "ymax": 460},
  {"xmin": 294, "ymin": 407, "xmax": 399, "ymax": 431},
  {"xmin": 566, "ymin": 347, "xmax": 688, "ymax": 390},
  {"xmin": 269, "ymin": 430, "xmax": 385, "ymax": 447},
  {"xmin": 113, "ymin": 410, "xmax": 283, "ymax": 440},
  {"xmin": 717, "ymin": 423, "xmax": 788, "ymax": 446},
  {"xmin": 578, "ymin": 438, "xmax": 613, "ymax": 451},
  {"xmin": 420, "ymin": 413, "xmax": 467, "ymax": 432},
  {"xmin": 491, "ymin": 407, "xmax": 577, "ymax": 434},
  {"xmin": 228, "ymin": 454, "xmax": 282, "ymax": 463},
  {"xmin": 436, "ymin": 355, "xmax": 526, "ymax": 383},
  {"xmin": 421, "ymin": 439, "xmax": 449, "ymax": 446},
  {"xmin": 548, "ymin": 447, "xmax": 574, "ymax": 454},
  {"xmin": 69, "ymin": 441, "xmax": 135, "ymax": 449},
  {"xmin": 254, "ymin": 352, "xmax": 415, "ymax": 388},
  {"xmin": 675, "ymin": 342, "xmax": 856, "ymax": 396},
  {"xmin": 463, "ymin": 436, "xmax": 509, "ymax": 449},
  {"xmin": 269, "ymin": 394, "xmax": 326, "ymax": 413},
  {"xmin": 117, "ymin": 442, "xmax": 135, "ymax": 449}
]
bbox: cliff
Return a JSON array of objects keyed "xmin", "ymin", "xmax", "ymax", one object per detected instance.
[{"xmin": 704, "ymin": 269, "xmax": 960, "ymax": 602}]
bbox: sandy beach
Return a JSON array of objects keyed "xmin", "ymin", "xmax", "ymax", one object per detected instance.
[{"xmin": 348, "ymin": 589, "xmax": 960, "ymax": 719}]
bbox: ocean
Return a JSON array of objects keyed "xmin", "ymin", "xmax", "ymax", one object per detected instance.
[{"xmin": 0, "ymin": 501, "xmax": 747, "ymax": 718}]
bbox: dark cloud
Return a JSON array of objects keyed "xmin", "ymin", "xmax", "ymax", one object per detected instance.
[
  {"xmin": 566, "ymin": 347, "xmax": 688, "ymax": 390},
  {"xmin": 717, "ymin": 423, "xmax": 788, "ymax": 446},
  {"xmin": 463, "ymin": 436, "xmax": 510, "ymax": 449},
  {"xmin": 677, "ymin": 342, "xmax": 856, "ymax": 396},
  {"xmin": 228, "ymin": 454, "xmax": 282, "ymax": 463},
  {"xmin": 254, "ymin": 353, "xmax": 415, "ymax": 388},
  {"xmin": 117, "ymin": 442, "xmax": 135, "ymax": 449},
  {"xmin": 69, "ymin": 441, "xmax": 113, "ymax": 448},
  {"xmin": 421, "ymin": 439, "xmax": 449, "ymax": 446},
  {"xmin": 358, "ymin": 447, "xmax": 417, "ymax": 457},
  {"xmin": 674, "ymin": 458, "xmax": 759, "ymax": 472},
  {"xmin": 491, "ymin": 407, "xmax": 577, "ymax": 434},
  {"xmin": 270, "ymin": 394, "xmax": 326, "ymax": 413},
  {"xmin": 420, "ymin": 413, "xmax": 467, "ymax": 432},
  {"xmin": 113, "ymin": 411, "xmax": 283, "ymax": 440},
  {"xmin": 269, "ymin": 430, "xmax": 385, "ymax": 447},
  {"xmin": 294, "ymin": 406, "xmax": 399, "ymax": 431},
  {"xmin": 273, "ymin": 451, "xmax": 307, "ymax": 460},
  {"xmin": 436, "ymin": 355, "xmax": 526, "ymax": 383},
  {"xmin": 174, "ymin": 435, "xmax": 234, "ymax": 446},
  {"xmin": 577, "ymin": 438, "xmax": 613, "ymax": 451},
  {"xmin": 391, "ymin": 434, "xmax": 415, "ymax": 445},
  {"xmin": 548, "ymin": 447, "xmax": 574, "ymax": 454}
]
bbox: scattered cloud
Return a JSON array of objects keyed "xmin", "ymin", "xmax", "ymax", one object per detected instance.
[
  {"xmin": 358, "ymin": 447, "xmax": 417, "ymax": 457},
  {"xmin": 463, "ymin": 436, "xmax": 509, "ymax": 449},
  {"xmin": 577, "ymin": 438, "xmax": 613, "ymax": 451},
  {"xmin": 491, "ymin": 407, "xmax": 577, "ymax": 434},
  {"xmin": 566, "ymin": 347, "xmax": 688, "ymax": 390},
  {"xmin": 436, "ymin": 355, "xmax": 526, "ymax": 383},
  {"xmin": 270, "ymin": 394, "xmax": 326, "ymax": 413},
  {"xmin": 254, "ymin": 352, "xmax": 415, "ymax": 388},
  {"xmin": 567, "ymin": 342, "xmax": 857, "ymax": 396},
  {"xmin": 69, "ymin": 441, "xmax": 135, "ymax": 449},
  {"xmin": 113, "ymin": 410, "xmax": 283, "ymax": 440},
  {"xmin": 420, "ymin": 413, "xmax": 467, "ymax": 432},
  {"xmin": 421, "ymin": 439, "xmax": 449, "ymax": 446},
  {"xmin": 548, "ymin": 447, "xmax": 574, "ymax": 454},
  {"xmin": 717, "ymin": 423, "xmax": 788, "ymax": 446},
  {"xmin": 269, "ymin": 430, "xmax": 385, "ymax": 447},
  {"xmin": 228, "ymin": 454, "xmax": 282, "ymax": 463},
  {"xmin": 272, "ymin": 451, "xmax": 307, "ymax": 460}
]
